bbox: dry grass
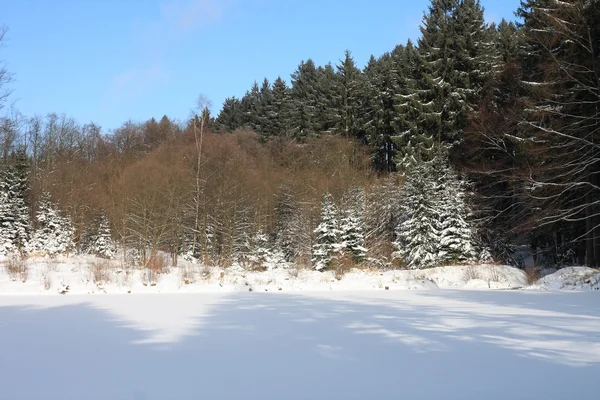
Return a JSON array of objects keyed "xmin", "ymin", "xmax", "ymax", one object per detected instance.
[
  {"xmin": 43, "ymin": 273, "xmax": 52, "ymax": 290},
  {"xmin": 330, "ymin": 251, "xmax": 357, "ymax": 281},
  {"xmin": 463, "ymin": 265, "xmax": 481, "ymax": 282},
  {"xmin": 147, "ymin": 253, "xmax": 169, "ymax": 274},
  {"xmin": 293, "ymin": 253, "xmax": 312, "ymax": 270},
  {"xmin": 5, "ymin": 254, "xmax": 28, "ymax": 282},
  {"xmin": 180, "ymin": 265, "xmax": 198, "ymax": 285},
  {"xmin": 525, "ymin": 266, "xmax": 541, "ymax": 285},
  {"xmin": 488, "ymin": 265, "xmax": 502, "ymax": 283},
  {"xmin": 287, "ymin": 267, "xmax": 300, "ymax": 279},
  {"xmin": 90, "ymin": 260, "xmax": 112, "ymax": 286},
  {"xmin": 142, "ymin": 268, "xmax": 159, "ymax": 286}
]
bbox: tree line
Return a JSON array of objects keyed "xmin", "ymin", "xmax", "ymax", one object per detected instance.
[{"xmin": 0, "ymin": 0, "xmax": 598, "ymax": 270}]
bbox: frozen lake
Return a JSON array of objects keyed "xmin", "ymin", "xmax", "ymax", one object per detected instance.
[{"xmin": 1, "ymin": 290, "xmax": 599, "ymax": 400}]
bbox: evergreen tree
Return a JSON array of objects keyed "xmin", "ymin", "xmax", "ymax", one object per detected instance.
[
  {"xmin": 434, "ymin": 156, "xmax": 478, "ymax": 264},
  {"xmin": 359, "ymin": 53, "xmax": 400, "ymax": 171},
  {"xmin": 336, "ymin": 50, "xmax": 362, "ymax": 138},
  {"xmin": 393, "ymin": 40, "xmax": 437, "ymax": 171},
  {"xmin": 315, "ymin": 63, "xmax": 342, "ymax": 133},
  {"xmin": 29, "ymin": 193, "xmax": 75, "ymax": 256},
  {"xmin": 87, "ymin": 215, "xmax": 116, "ymax": 259},
  {"xmin": 395, "ymin": 152, "xmax": 479, "ymax": 268},
  {"xmin": 290, "ymin": 59, "xmax": 319, "ymax": 138},
  {"xmin": 340, "ymin": 189, "xmax": 367, "ymax": 261},
  {"xmin": 257, "ymin": 78, "xmax": 274, "ymax": 138},
  {"xmin": 0, "ymin": 151, "xmax": 30, "ymax": 254},
  {"xmin": 270, "ymin": 77, "xmax": 292, "ymax": 137},
  {"xmin": 312, "ymin": 194, "xmax": 341, "ymax": 270},
  {"xmin": 215, "ymin": 97, "xmax": 243, "ymax": 132},
  {"xmin": 394, "ymin": 162, "xmax": 441, "ymax": 269},
  {"xmin": 247, "ymin": 230, "xmax": 276, "ymax": 270},
  {"xmin": 416, "ymin": 0, "xmax": 492, "ymax": 143}
]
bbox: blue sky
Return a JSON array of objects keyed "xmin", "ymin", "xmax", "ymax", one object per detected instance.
[{"xmin": 2, "ymin": 0, "xmax": 521, "ymax": 131}]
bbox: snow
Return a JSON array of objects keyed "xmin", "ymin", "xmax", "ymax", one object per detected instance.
[
  {"xmin": 1, "ymin": 289, "xmax": 599, "ymax": 400},
  {"xmin": 531, "ymin": 267, "xmax": 600, "ymax": 291},
  {"xmin": 0, "ymin": 254, "xmax": 530, "ymax": 295}
]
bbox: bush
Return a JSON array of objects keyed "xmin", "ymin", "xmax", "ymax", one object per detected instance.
[
  {"xmin": 525, "ymin": 266, "xmax": 540, "ymax": 285},
  {"xmin": 330, "ymin": 250, "xmax": 356, "ymax": 281},
  {"xmin": 5, "ymin": 254, "xmax": 28, "ymax": 282},
  {"xmin": 90, "ymin": 260, "xmax": 112, "ymax": 286}
]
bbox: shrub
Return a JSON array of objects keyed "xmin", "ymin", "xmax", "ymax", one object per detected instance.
[
  {"xmin": 525, "ymin": 266, "xmax": 540, "ymax": 285},
  {"xmin": 5, "ymin": 254, "xmax": 28, "ymax": 282},
  {"xmin": 90, "ymin": 260, "xmax": 112, "ymax": 286},
  {"xmin": 330, "ymin": 250, "xmax": 356, "ymax": 281}
]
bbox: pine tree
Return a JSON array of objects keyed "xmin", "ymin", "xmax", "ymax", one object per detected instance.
[
  {"xmin": 270, "ymin": 77, "xmax": 291, "ymax": 137},
  {"xmin": 312, "ymin": 194, "xmax": 341, "ymax": 270},
  {"xmin": 336, "ymin": 50, "xmax": 362, "ymax": 138},
  {"xmin": 290, "ymin": 59, "xmax": 319, "ymax": 138},
  {"xmin": 393, "ymin": 40, "xmax": 437, "ymax": 171},
  {"xmin": 29, "ymin": 193, "xmax": 75, "ymax": 256},
  {"xmin": 394, "ymin": 162, "xmax": 441, "ymax": 269},
  {"xmin": 359, "ymin": 53, "xmax": 400, "ymax": 172},
  {"xmin": 315, "ymin": 63, "xmax": 342, "ymax": 133},
  {"xmin": 395, "ymin": 152, "xmax": 479, "ymax": 268},
  {"xmin": 247, "ymin": 230, "xmax": 276, "ymax": 270},
  {"xmin": 215, "ymin": 97, "xmax": 243, "ymax": 132},
  {"xmin": 87, "ymin": 215, "xmax": 116, "ymax": 259},
  {"xmin": 340, "ymin": 189, "xmax": 367, "ymax": 261},
  {"xmin": 434, "ymin": 157, "xmax": 478, "ymax": 264},
  {"xmin": 0, "ymin": 151, "xmax": 31, "ymax": 254}
]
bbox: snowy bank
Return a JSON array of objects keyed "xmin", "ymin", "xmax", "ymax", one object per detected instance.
[
  {"xmin": 0, "ymin": 255, "xmax": 528, "ymax": 295},
  {"xmin": 531, "ymin": 267, "xmax": 600, "ymax": 291}
]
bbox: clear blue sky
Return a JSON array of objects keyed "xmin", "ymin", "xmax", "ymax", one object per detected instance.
[{"xmin": 1, "ymin": 0, "xmax": 521, "ymax": 131}]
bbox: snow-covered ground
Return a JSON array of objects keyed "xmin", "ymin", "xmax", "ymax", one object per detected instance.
[
  {"xmin": 0, "ymin": 255, "xmax": 532, "ymax": 295},
  {"xmin": 531, "ymin": 266, "xmax": 600, "ymax": 291},
  {"xmin": 1, "ymin": 290, "xmax": 599, "ymax": 400}
]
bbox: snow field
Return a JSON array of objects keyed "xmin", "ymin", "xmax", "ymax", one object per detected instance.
[
  {"xmin": 0, "ymin": 254, "xmax": 532, "ymax": 295},
  {"xmin": 0, "ymin": 290, "xmax": 599, "ymax": 399}
]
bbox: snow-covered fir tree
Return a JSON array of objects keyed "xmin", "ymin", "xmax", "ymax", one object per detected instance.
[
  {"xmin": 394, "ymin": 151, "xmax": 479, "ymax": 269},
  {"xmin": 312, "ymin": 194, "xmax": 341, "ymax": 270},
  {"xmin": 340, "ymin": 189, "xmax": 367, "ymax": 261},
  {"xmin": 394, "ymin": 162, "xmax": 441, "ymax": 269},
  {"xmin": 0, "ymin": 152, "xmax": 31, "ymax": 255},
  {"xmin": 435, "ymin": 157, "xmax": 478, "ymax": 264},
  {"xmin": 29, "ymin": 193, "xmax": 75, "ymax": 256},
  {"xmin": 247, "ymin": 230, "xmax": 277, "ymax": 270},
  {"xmin": 86, "ymin": 216, "xmax": 116, "ymax": 259}
]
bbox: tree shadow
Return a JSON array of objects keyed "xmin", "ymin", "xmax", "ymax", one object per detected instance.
[{"xmin": 0, "ymin": 291, "xmax": 598, "ymax": 400}]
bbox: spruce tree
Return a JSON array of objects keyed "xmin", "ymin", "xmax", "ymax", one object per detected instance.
[
  {"xmin": 215, "ymin": 97, "xmax": 243, "ymax": 132},
  {"xmin": 395, "ymin": 151, "xmax": 479, "ymax": 268},
  {"xmin": 0, "ymin": 150, "xmax": 31, "ymax": 254},
  {"xmin": 270, "ymin": 77, "xmax": 291, "ymax": 137},
  {"xmin": 29, "ymin": 193, "xmax": 75, "ymax": 256},
  {"xmin": 340, "ymin": 189, "xmax": 367, "ymax": 261},
  {"xmin": 88, "ymin": 215, "xmax": 116, "ymax": 259},
  {"xmin": 393, "ymin": 40, "xmax": 437, "ymax": 171},
  {"xmin": 290, "ymin": 59, "xmax": 319, "ymax": 138},
  {"xmin": 394, "ymin": 162, "xmax": 441, "ymax": 269},
  {"xmin": 336, "ymin": 50, "xmax": 362, "ymax": 138},
  {"xmin": 312, "ymin": 194, "xmax": 341, "ymax": 270}
]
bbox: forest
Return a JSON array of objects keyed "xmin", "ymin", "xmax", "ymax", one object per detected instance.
[{"xmin": 0, "ymin": 0, "xmax": 599, "ymax": 273}]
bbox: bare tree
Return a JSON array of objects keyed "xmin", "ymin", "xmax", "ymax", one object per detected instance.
[
  {"xmin": 0, "ymin": 25, "xmax": 13, "ymax": 113},
  {"xmin": 190, "ymin": 94, "xmax": 212, "ymax": 260}
]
